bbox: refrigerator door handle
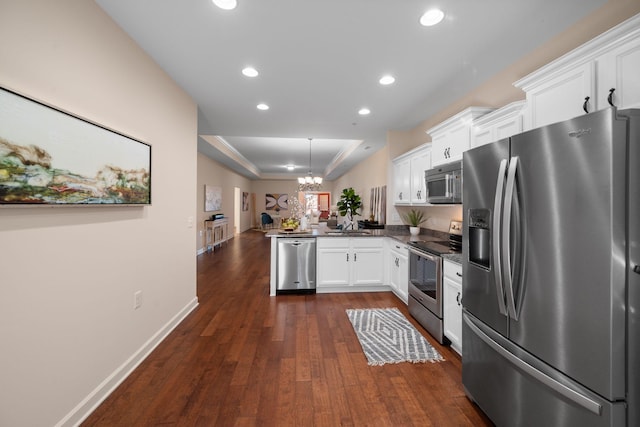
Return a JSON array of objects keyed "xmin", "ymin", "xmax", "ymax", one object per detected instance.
[
  {"xmin": 463, "ymin": 314, "xmax": 603, "ymax": 416},
  {"xmin": 503, "ymin": 156, "xmax": 519, "ymax": 320},
  {"xmin": 493, "ymin": 159, "xmax": 508, "ymax": 316}
]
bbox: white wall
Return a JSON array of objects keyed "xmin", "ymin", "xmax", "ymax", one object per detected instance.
[{"xmin": 0, "ymin": 1, "xmax": 198, "ymax": 426}]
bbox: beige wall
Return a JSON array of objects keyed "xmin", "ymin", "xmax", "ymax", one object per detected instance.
[
  {"xmin": 196, "ymin": 153, "xmax": 252, "ymax": 252},
  {"xmin": 0, "ymin": 1, "xmax": 198, "ymax": 426},
  {"xmin": 331, "ymin": 145, "xmax": 388, "ymax": 222}
]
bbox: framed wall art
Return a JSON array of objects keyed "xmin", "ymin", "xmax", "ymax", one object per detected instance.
[
  {"xmin": 242, "ymin": 191, "xmax": 249, "ymax": 211},
  {"xmin": 0, "ymin": 87, "xmax": 151, "ymax": 206},
  {"xmin": 265, "ymin": 193, "xmax": 287, "ymax": 211},
  {"xmin": 205, "ymin": 185, "xmax": 222, "ymax": 212}
]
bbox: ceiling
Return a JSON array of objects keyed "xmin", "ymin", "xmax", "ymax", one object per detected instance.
[{"xmin": 95, "ymin": 0, "xmax": 606, "ymax": 181}]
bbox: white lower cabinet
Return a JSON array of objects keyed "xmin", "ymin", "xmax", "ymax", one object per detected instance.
[
  {"xmin": 387, "ymin": 240, "xmax": 408, "ymax": 304},
  {"xmin": 443, "ymin": 259, "xmax": 463, "ymax": 355},
  {"xmin": 316, "ymin": 237, "xmax": 385, "ymax": 292}
]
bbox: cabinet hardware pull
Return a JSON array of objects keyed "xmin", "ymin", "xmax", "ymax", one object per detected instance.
[
  {"xmin": 633, "ymin": 265, "xmax": 640, "ymax": 274},
  {"xmin": 608, "ymin": 88, "xmax": 616, "ymax": 107},
  {"xmin": 456, "ymin": 292, "xmax": 461, "ymax": 305},
  {"xmin": 583, "ymin": 96, "xmax": 590, "ymax": 114},
  {"xmin": 346, "ymin": 253, "xmax": 349, "ymax": 262},
  {"xmin": 354, "ymin": 253, "xmax": 357, "ymax": 262},
  {"xmin": 456, "ymin": 272, "xmax": 462, "ymax": 277}
]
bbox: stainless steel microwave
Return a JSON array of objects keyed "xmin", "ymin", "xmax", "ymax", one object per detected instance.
[{"xmin": 425, "ymin": 161, "xmax": 462, "ymax": 204}]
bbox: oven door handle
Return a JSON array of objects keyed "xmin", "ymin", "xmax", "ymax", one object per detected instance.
[
  {"xmin": 408, "ymin": 246, "xmax": 439, "ymax": 263},
  {"xmin": 493, "ymin": 159, "xmax": 508, "ymax": 316}
]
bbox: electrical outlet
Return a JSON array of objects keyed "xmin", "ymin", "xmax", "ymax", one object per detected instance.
[
  {"xmin": 187, "ymin": 216, "xmax": 194, "ymax": 228},
  {"xmin": 134, "ymin": 291, "xmax": 142, "ymax": 310}
]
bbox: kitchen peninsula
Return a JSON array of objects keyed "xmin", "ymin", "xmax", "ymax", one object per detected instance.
[{"xmin": 266, "ymin": 224, "xmax": 460, "ymax": 297}]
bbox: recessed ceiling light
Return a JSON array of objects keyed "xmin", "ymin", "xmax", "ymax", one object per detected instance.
[
  {"xmin": 358, "ymin": 108, "xmax": 371, "ymax": 116},
  {"xmin": 256, "ymin": 103, "xmax": 269, "ymax": 110},
  {"xmin": 379, "ymin": 75, "xmax": 395, "ymax": 85},
  {"xmin": 242, "ymin": 67, "xmax": 258, "ymax": 77},
  {"xmin": 286, "ymin": 164, "xmax": 295, "ymax": 171},
  {"xmin": 212, "ymin": 0, "xmax": 237, "ymax": 10},
  {"xmin": 420, "ymin": 9, "xmax": 445, "ymax": 26}
]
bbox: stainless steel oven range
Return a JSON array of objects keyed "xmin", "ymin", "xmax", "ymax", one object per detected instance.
[{"xmin": 407, "ymin": 221, "xmax": 462, "ymax": 344}]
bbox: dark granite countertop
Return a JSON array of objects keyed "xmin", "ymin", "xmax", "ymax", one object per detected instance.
[{"xmin": 442, "ymin": 253, "xmax": 463, "ymax": 265}]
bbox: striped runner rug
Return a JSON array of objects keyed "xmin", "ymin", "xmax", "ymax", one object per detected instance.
[{"xmin": 346, "ymin": 307, "xmax": 444, "ymax": 366}]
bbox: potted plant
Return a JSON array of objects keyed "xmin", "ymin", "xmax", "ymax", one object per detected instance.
[
  {"xmin": 337, "ymin": 187, "xmax": 362, "ymax": 230},
  {"xmin": 403, "ymin": 209, "xmax": 426, "ymax": 235}
]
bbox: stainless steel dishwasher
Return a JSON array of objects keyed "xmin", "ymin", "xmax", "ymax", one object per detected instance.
[{"xmin": 277, "ymin": 238, "xmax": 316, "ymax": 294}]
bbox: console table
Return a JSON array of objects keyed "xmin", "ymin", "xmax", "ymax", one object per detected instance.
[{"xmin": 205, "ymin": 218, "xmax": 230, "ymax": 252}]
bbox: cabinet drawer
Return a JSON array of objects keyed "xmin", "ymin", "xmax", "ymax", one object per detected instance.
[
  {"xmin": 443, "ymin": 259, "xmax": 462, "ymax": 282},
  {"xmin": 316, "ymin": 237, "xmax": 350, "ymax": 249},
  {"xmin": 352, "ymin": 237, "xmax": 384, "ymax": 249}
]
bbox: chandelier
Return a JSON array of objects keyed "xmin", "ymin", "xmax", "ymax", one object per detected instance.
[{"xmin": 298, "ymin": 138, "xmax": 323, "ymax": 192}]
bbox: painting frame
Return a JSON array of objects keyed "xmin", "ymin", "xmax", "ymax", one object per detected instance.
[
  {"xmin": 205, "ymin": 185, "xmax": 222, "ymax": 212},
  {"xmin": 0, "ymin": 86, "xmax": 152, "ymax": 207},
  {"xmin": 242, "ymin": 191, "xmax": 249, "ymax": 211},
  {"xmin": 265, "ymin": 193, "xmax": 287, "ymax": 211}
]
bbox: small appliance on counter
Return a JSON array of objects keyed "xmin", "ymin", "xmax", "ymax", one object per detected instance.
[{"xmin": 406, "ymin": 220, "xmax": 462, "ymax": 344}]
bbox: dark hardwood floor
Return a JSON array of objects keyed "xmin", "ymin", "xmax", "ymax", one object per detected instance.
[{"xmin": 83, "ymin": 230, "xmax": 492, "ymax": 426}]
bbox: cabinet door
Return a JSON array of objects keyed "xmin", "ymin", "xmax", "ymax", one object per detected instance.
[
  {"xmin": 525, "ymin": 62, "xmax": 595, "ymax": 130},
  {"xmin": 316, "ymin": 239, "xmax": 350, "ymax": 287},
  {"xmin": 390, "ymin": 245, "xmax": 408, "ymax": 304},
  {"xmin": 495, "ymin": 114, "xmax": 523, "ymax": 141},
  {"xmin": 443, "ymin": 276, "xmax": 462, "ymax": 354},
  {"xmin": 473, "ymin": 126, "xmax": 494, "ymax": 148},
  {"xmin": 410, "ymin": 149, "xmax": 431, "ymax": 204},
  {"xmin": 393, "ymin": 156, "xmax": 411, "ymax": 204},
  {"xmin": 351, "ymin": 242, "xmax": 384, "ymax": 286},
  {"xmin": 446, "ymin": 121, "xmax": 471, "ymax": 162},
  {"xmin": 430, "ymin": 133, "xmax": 450, "ymax": 167},
  {"xmin": 597, "ymin": 35, "xmax": 640, "ymax": 110}
]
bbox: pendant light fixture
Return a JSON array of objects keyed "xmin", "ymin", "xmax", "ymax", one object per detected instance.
[{"xmin": 298, "ymin": 138, "xmax": 323, "ymax": 192}]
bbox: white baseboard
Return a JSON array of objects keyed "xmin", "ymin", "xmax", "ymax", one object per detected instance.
[{"xmin": 56, "ymin": 297, "xmax": 199, "ymax": 427}]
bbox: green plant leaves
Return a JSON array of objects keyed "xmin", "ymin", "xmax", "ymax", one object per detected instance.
[{"xmin": 337, "ymin": 187, "xmax": 362, "ymax": 217}]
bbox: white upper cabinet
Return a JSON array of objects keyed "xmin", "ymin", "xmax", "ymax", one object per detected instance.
[
  {"xmin": 392, "ymin": 155, "xmax": 411, "ymax": 205},
  {"xmin": 410, "ymin": 149, "xmax": 431, "ymax": 204},
  {"xmin": 597, "ymin": 34, "xmax": 640, "ymax": 110},
  {"xmin": 515, "ymin": 13, "xmax": 640, "ymax": 131},
  {"xmin": 516, "ymin": 62, "xmax": 595, "ymax": 130},
  {"xmin": 427, "ymin": 107, "xmax": 493, "ymax": 167},
  {"xmin": 392, "ymin": 144, "xmax": 431, "ymax": 206},
  {"xmin": 472, "ymin": 101, "xmax": 526, "ymax": 148}
]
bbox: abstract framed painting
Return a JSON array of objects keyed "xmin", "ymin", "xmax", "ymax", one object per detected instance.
[
  {"xmin": 242, "ymin": 191, "xmax": 249, "ymax": 211},
  {"xmin": 265, "ymin": 193, "xmax": 287, "ymax": 211},
  {"xmin": 0, "ymin": 87, "xmax": 151, "ymax": 206},
  {"xmin": 205, "ymin": 185, "xmax": 222, "ymax": 212}
]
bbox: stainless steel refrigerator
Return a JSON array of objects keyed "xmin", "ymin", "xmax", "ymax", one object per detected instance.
[{"xmin": 462, "ymin": 108, "xmax": 640, "ymax": 427}]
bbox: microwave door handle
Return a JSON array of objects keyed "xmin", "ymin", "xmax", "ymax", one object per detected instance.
[
  {"xmin": 493, "ymin": 159, "xmax": 508, "ymax": 316},
  {"xmin": 445, "ymin": 174, "xmax": 451, "ymax": 197},
  {"xmin": 503, "ymin": 156, "xmax": 519, "ymax": 320}
]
